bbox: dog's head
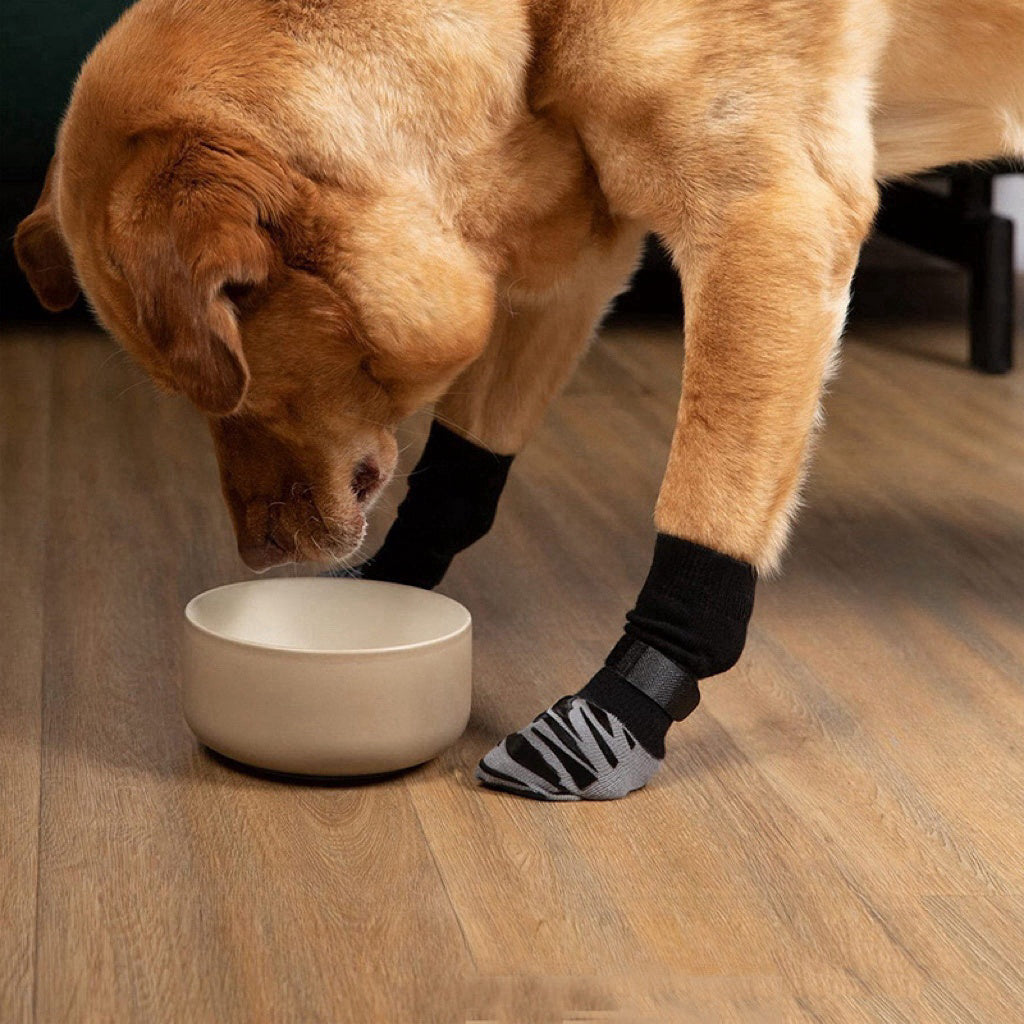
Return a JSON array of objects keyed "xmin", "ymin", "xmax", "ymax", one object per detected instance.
[{"xmin": 16, "ymin": 118, "xmax": 495, "ymax": 569}]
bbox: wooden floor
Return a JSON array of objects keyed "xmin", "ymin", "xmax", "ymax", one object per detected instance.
[{"xmin": 2, "ymin": 309, "xmax": 1022, "ymax": 1024}]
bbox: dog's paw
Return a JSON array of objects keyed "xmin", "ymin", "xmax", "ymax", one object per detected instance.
[{"xmin": 475, "ymin": 696, "xmax": 662, "ymax": 801}]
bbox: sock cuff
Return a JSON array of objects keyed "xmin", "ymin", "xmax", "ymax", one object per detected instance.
[
  {"xmin": 624, "ymin": 533, "xmax": 758, "ymax": 680},
  {"xmin": 639, "ymin": 533, "xmax": 756, "ymax": 622},
  {"xmin": 394, "ymin": 421, "xmax": 514, "ymax": 536},
  {"xmin": 416, "ymin": 421, "xmax": 515, "ymax": 478},
  {"xmin": 360, "ymin": 421, "xmax": 514, "ymax": 589}
]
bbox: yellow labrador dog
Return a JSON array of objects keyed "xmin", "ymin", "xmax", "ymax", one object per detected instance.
[{"xmin": 16, "ymin": 0, "xmax": 1024, "ymax": 800}]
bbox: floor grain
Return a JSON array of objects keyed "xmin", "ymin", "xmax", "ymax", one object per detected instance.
[
  {"xmin": 0, "ymin": 338, "xmax": 51, "ymax": 1024},
  {"xmin": 1, "ymin": 311, "xmax": 1022, "ymax": 1023}
]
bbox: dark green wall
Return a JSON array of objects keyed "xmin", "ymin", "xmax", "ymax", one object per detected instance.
[{"xmin": 2, "ymin": 2, "xmax": 127, "ymax": 318}]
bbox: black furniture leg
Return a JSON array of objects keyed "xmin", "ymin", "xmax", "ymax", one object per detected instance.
[
  {"xmin": 876, "ymin": 164, "xmax": 1017, "ymax": 375},
  {"xmin": 966, "ymin": 209, "xmax": 1015, "ymax": 373}
]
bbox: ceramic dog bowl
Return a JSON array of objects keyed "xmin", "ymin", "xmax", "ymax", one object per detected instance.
[{"xmin": 183, "ymin": 578, "xmax": 471, "ymax": 777}]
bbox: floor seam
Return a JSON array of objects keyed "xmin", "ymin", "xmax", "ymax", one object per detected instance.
[
  {"xmin": 405, "ymin": 770, "xmax": 479, "ymax": 974},
  {"xmin": 30, "ymin": 341, "xmax": 56, "ymax": 1024}
]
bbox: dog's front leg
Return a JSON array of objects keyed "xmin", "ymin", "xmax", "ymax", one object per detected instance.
[
  {"xmin": 655, "ymin": 179, "xmax": 878, "ymax": 569},
  {"xmin": 333, "ymin": 225, "xmax": 645, "ymax": 589},
  {"xmin": 477, "ymin": 174, "xmax": 878, "ymax": 800}
]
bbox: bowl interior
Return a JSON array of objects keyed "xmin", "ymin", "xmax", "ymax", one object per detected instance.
[{"xmin": 185, "ymin": 578, "xmax": 470, "ymax": 654}]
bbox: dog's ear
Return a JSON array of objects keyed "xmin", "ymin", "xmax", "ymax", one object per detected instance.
[
  {"xmin": 14, "ymin": 157, "xmax": 81, "ymax": 312},
  {"xmin": 111, "ymin": 130, "xmax": 297, "ymax": 415}
]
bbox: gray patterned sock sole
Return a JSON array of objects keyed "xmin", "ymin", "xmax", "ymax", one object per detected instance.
[{"xmin": 475, "ymin": 696, "xmax": 662, "ymax": 801}]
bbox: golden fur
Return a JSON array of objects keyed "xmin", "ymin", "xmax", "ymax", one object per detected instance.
[{"xmin": 15, "ymin": 0, "xmax": 1024, "ymax": 571}]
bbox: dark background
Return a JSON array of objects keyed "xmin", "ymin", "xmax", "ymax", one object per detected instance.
[{"xmin": 1, "ymin": 2, "xmax": 129, "ymax": 317}]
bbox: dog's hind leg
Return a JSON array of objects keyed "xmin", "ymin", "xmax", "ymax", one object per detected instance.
[{"xmin": 338, "ymin": 222, "xmax": 646, "ymax": 589}]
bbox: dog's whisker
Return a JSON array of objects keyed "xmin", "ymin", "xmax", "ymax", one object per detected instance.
[
  {"xmin": 114, "ymin": 377, "xmax": 154, "ymax": 400},
  {"xmin": 427, "ymin": 413, "xmax": 491, "ymax": 451}
]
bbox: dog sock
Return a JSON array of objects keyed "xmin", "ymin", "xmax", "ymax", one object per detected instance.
[
  {"xmin": 325, "ymin": 421, "xmax": 514, "ymax": 589},
  {"xmin": 475, "ymin": 535, "xmax": 757, "ymax": 800}
]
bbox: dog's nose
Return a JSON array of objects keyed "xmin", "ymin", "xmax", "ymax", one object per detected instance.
[{"xmin": 351, "ymin": 457, "xmax": 382, "ymax": 503}]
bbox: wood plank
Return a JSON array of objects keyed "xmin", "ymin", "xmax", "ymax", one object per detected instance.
[
  {"xmin": 919, "ymin": 895, "xmax": 1024, "ymax": 1021},
  {"xmin": 0, "ymin": 334, "xmax": 52, "ymax": 1024}
]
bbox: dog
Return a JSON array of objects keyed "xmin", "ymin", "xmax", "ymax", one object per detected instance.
[
  {"xmin": 16, "ymin": 0, "xmax": 1023, "ymax": 573},
  {"xmin": 14, "ymin": 0, "xmax": 1024, "ymax": 798}
]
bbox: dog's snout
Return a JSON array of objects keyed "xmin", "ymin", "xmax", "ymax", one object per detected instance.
[
  {"xmin": 233, "ymin": 483, "xmax": 368, "ymax": 571},
  {"xmin": 211, "ymin": 414, "xmax": 395, "ymax": 570}
]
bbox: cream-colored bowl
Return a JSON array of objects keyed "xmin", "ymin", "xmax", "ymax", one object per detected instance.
[{"xmin": 182, "ymin": 578, "xmax": 472, "ymax": 776}]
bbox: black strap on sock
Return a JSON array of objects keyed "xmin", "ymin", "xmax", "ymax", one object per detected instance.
[
  {"xmin": 359, "ymin": 421, "xmax": 514, "ymax": 590},
  {"xmin": 604, "ymin": 636, "xmax": 700, "ymax": 720}
]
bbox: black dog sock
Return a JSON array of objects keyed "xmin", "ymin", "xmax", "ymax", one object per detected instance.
[
  {"xmin": 580, "ymin": 534, "xmax": 757, "ymax": 754},
  {"xmin": 477, "ymin": 534, "xmax": 757, "ymax": 800},
  {"xmin": 328, "ymin": 421, "xmax": 514, "ymax": 590},
  {"xmin": 622, "ymin": 533, "xmax": 758, "ymax": 682}
]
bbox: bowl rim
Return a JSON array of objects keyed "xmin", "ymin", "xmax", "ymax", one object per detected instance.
[{"xmin": 184, "ymin": 577, "xmax": 471, "ymax": 657}]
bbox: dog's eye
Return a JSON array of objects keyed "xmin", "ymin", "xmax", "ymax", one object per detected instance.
[
  {"xmin": 359, "ymin": 356, "xmax": 392, "ymax": 396},
  {"xmin": 223, "ymin": 281, "xmax": 258, "ymax": 309}
]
